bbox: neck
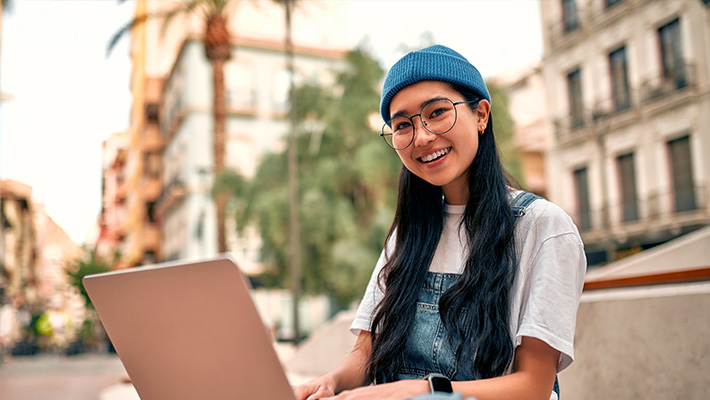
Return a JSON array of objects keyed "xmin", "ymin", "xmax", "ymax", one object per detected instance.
[{"xmin": 443, "ymin": 186, "xmax": 468, "ymax": 205}]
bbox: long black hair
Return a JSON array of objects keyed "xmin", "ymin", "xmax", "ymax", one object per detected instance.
[{"xmin": 366, "ymin": 84, "xmax": 519, "ymax": 382}]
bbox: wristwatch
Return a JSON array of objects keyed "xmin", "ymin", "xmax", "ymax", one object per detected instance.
[{"xmin": 423, "ymin": 373, "xmax": 453, "ymax": 393}]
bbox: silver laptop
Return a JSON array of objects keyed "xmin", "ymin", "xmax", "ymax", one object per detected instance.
[{"xmin": 83, "ymin": 257, "xmax": 296, "ymax": 400}]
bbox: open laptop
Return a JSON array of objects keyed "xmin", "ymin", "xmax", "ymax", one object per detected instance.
[{"xmin": 83, "ymin": 256, "xmax": 297, "ymax": 400}]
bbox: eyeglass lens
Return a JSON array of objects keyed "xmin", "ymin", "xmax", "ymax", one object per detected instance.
[{"xmin": 382, "ymin": 99, "xmax": 458, "ymax": 150}]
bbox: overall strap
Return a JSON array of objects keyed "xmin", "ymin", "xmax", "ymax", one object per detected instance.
[{"xmin": 511, "ymin": 191, "xmax": 542, "ymax": 218}]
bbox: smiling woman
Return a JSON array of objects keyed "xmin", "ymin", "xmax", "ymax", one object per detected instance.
[{"xmin": 293, "ymin": 45, "xmax": 585, "ymax": 400}]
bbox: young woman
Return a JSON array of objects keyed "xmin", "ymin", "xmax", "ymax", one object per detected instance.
[{"xmin": 293, "ymin": 45, "xmax": 586, "ymax": 400}]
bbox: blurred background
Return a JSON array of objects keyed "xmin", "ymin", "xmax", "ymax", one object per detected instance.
[{"xmin": 0, "ymin": 0, "xmax": 708, "ymax": 399}]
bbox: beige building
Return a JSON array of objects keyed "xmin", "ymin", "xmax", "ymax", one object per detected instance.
[
  {"xmin": 540, "ymin": 0, "xmax": 710, "ymax": 265},
  {"xmin": 499, "ymin": 63, "xmax": 553, "ymax": 197},
  {"xmin": 0, "ymin": 179, "xmax": 83, "ymax": 348},
  {"xmin": 98, "ymin": 0, "xmax": 350, "ymax": 271}
]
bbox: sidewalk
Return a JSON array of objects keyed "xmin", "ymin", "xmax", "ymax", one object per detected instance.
[{"xmin": 0, "ymin": 353, "xmax": 128, "ymax": 400}]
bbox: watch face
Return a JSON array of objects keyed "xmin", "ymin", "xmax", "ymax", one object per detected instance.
[{"xmin": 430, "ymin": 375, "xmax": 453, "ymax": 393}]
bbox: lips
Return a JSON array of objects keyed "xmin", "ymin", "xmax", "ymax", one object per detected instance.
[{"xmin": 419, "ymin": 147, "xmax": 451, "ymax": 163}]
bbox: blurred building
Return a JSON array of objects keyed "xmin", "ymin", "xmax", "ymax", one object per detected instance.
[
  {"xmin": 96, "ymin": 132, "xmax": 129, "ymax": 263},
  {"xmin": 498, "ymin": 63, "xmax": 552, "ymax": 197},
  {"xmin": 97, "ymin": 0, "xmax": 349, "ymax": 272},
  {"xmin": 0, "ymin": 180, "xmax": 40, "ymax": 309},
  {"xmin": 540, "ymin": 0, "xmax": 710, "ymax": 265},
  {"xmin": 0, "ymin": 179, "xmax": 83, "ymax": 340}
]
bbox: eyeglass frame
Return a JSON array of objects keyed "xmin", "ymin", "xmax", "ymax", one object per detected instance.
[{"xmin": 380, "ymin": 97, "xmax": 481, "ymax": 150}]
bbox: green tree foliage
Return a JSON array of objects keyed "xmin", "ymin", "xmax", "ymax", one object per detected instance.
[
  {"xmin": 245, "ymin": 49, "xmax": 401, "ymax": 306},
  {"xmin": 66, "ymin": 247, "xmax": 114, "ymax": 311}
]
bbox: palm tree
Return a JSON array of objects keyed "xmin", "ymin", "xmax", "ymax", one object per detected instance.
[{"xmin": 108, "ymin": 0, "xmax": 237, "ymax": 254}]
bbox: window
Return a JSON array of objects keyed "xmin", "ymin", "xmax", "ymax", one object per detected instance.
[
  {"xmin": 562, "ymin": 0, "xmax": 579, "ymax": 32},
  {"xmin": 574, "ymin": 167, "xmax": 592, "ymax": 230},
  {"xmin": 273, "ymin": 69, "xmax": 291, "ymax": 113},
  {"xmin": 609, "ymin": 46, "xmax": 631, "ymax": 112},
  {"xmin": 226, "ymin": 62, "xmax": 257, "ymax": 111},
  {"xmin": 567, "ymin": 68, "xmax": 584, "ymax": 129},
  {"xmin": 668, "ymin": 136, "xmax": 696, "ymax": 212},
  {"xmin": 146, "ymin": 202, "xmax": 157, "ymax": 223},
  {"xmin": 616, "ymin": 153, "xmax": 639, "ymax": 222},
  {"xmin": 658, "ymin": 18, "xmax": 686, "ymax": 89}
]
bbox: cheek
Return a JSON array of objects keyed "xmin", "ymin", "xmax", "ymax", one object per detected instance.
[{"xmin": 395, "ymin": 149, "xmax": 411, "ymax": 165}]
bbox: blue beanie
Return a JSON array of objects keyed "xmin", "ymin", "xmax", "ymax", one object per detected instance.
[{"xmin": 380, "ymin": 45, "xmax": 490, "ymax": 123}]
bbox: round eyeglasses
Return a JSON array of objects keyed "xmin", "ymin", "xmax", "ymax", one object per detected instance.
[{"xmin": 381, "ymin": 98, "xmax": 480, "ymax": 150}]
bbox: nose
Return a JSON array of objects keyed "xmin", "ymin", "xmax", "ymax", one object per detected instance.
[{"xmin": 412, "ymin": 116, "xmax": 437, "ymax": 147}]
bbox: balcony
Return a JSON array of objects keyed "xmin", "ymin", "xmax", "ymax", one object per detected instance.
[
  {"xmin": 142, "ymin": 224, "xmax": 161, "ymax": 255},
  {"xmin": 227, "ymin": 88, "xmax": 258, "ymax": 117},
  {"xmin": 155, "ymin": 175, "xmax": 188, "ymax": 217},
  {"xmin": 573, "ymin": 184, "xmax": 709, "ymax": 252},
  {"xmin": 641, "ymin": 63, "xmax": 697, "ymax": 105},
  {"xmin": 161, "ymin": 97, "xmax": 186, "ymax": 145},
  {"xmin": 143, "ymin": 123, "xmax": 163, "ymax": 153},
  {"xmin": 144, "ymin": 176, "xmax": 162, "ymax": 203},
  {"xmin": 547, "ymin": 0, "xmax": 635, "ymax": 51},
  {"xmin": 555, "ymin": 90, "xmax": 642, "ymax": 145},
  {"xmin": 115, "ymin": 179, "xmax": 127, "ymax": 203},
  {"xmin": 145, "ymin": 77, "xmax": 163, "ymax": 107},
  {"xmin": 547, "ymin": 7, "xmax": 587, "ymax": 50}
]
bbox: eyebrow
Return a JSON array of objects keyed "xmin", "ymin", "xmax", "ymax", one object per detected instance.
[{"xmin": 390, "ymin": 96, "xmax": 451, "ymax": 119}]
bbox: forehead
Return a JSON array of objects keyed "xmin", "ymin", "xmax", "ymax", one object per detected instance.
[{"xmin": 389, "ymin": 81, "xmax": 461, "ymax": 112}]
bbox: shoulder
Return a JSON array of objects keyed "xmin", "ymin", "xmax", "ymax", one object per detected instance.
[
  {"xmin": 513, "ymin": 192, "xmax": 582, "ymax": 244},
  {"xmin": 510, "ymin": 192, "xmax": 585, "ymax": 262}
]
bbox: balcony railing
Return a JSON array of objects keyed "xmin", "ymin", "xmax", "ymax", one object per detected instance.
[
  {"xmin": 641, "ymin": 63, "xmax": 696, "ymax": 104},
  {"xmin": 555, "ymin": 88, "xmax": 644, "ymax": 143},
  {"xmin": 155, "ymin": 175, "xmax": 188, "ymax": 216},
  {"xmin": 547, "ymin": 0, "xmax": 634, "ymax": 49},
  {"xmin": 548, "ymin": 11, "xmax": 587, "ymax": 48},
  {"xmin": 144, "ymin": 176, "xmax": 163, "ymax": 203},
  {"xmin": 227, "ymin": 89, "xmax": 258, "ymax": 115},
  {"xmin": 572, "ymin": 184, "xmax": 708, "ymax": 234}
]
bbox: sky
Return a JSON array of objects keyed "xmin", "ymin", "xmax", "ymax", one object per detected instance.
[{"xmin": 0, "ymin": 0, "xmax": 542, "ymax": 244}]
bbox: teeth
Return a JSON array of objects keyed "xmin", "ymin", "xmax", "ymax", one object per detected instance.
[{"xmin": 421, "ymin": 148, "xmax": 450, "ymax": 163}]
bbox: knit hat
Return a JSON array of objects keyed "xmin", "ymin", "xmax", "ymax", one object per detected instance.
[{"xmin": 380, "ymin": 45, "xmax": 490, "ymax": 123}]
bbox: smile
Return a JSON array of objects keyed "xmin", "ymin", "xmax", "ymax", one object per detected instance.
[{"xmin": 419, "ymin": 147, "xmax": 451, "ymax": 163}]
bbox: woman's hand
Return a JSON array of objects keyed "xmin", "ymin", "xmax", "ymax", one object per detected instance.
[
  {"xmin": 292, "ymin": 375, "xmax": 338, "ymax": 400},
  {"xmin": 292, "ymin": 331, "xmax": 373, "ymax": 399},
  {"xmin": 322, "ymin": 380, "xmax": 428, "ymax": 400}
]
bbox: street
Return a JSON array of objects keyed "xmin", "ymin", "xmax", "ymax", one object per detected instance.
[{"xmin": 0, "ymin": 353, "xmax": 129, "ymax": 400}]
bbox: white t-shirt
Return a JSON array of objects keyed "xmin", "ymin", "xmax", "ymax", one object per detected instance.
[{"xmin": 350, "ymin": 191, "xmax": 586, "ymax": 375}]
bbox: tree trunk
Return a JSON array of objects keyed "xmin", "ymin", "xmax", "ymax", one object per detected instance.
[
  {"xmin": 204, "ymin": 13, "xmax": 231, "ymax": 254},
  {"xmin": 213, "ymin": 57, "xmax": 228, "ymax": 254},
  {"xmin": 284, "ymin": 0, "xmax": 302, "ymax": 344}
]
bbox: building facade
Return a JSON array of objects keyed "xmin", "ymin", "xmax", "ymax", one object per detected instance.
[
  {"xmin": 97, "ymin": 0, "xmax": 349, "ymax": 271},
  {"xmin": 540, "ymin": 0, "xmax": 710, "ymax": 265},
  {"xmin": 498, "ymin": 63, "xmax": 553, "ymax": 197},
  {"xmin": 157, "ymin": 38, "xmax": 345, "ymax": 270},
  {"xmin": 0, "ymin": 180, "xmax": 83, "ymax": 350}
]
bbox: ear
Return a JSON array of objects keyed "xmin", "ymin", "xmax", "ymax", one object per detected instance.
[{"xmin": 475, "ymin": 99, "xmax": 491, "ymax": 131}]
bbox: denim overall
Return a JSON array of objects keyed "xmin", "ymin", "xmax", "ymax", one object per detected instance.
[{"xmin": 395, "ymin": 192, "xmax": 560, "ymax": 398}]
